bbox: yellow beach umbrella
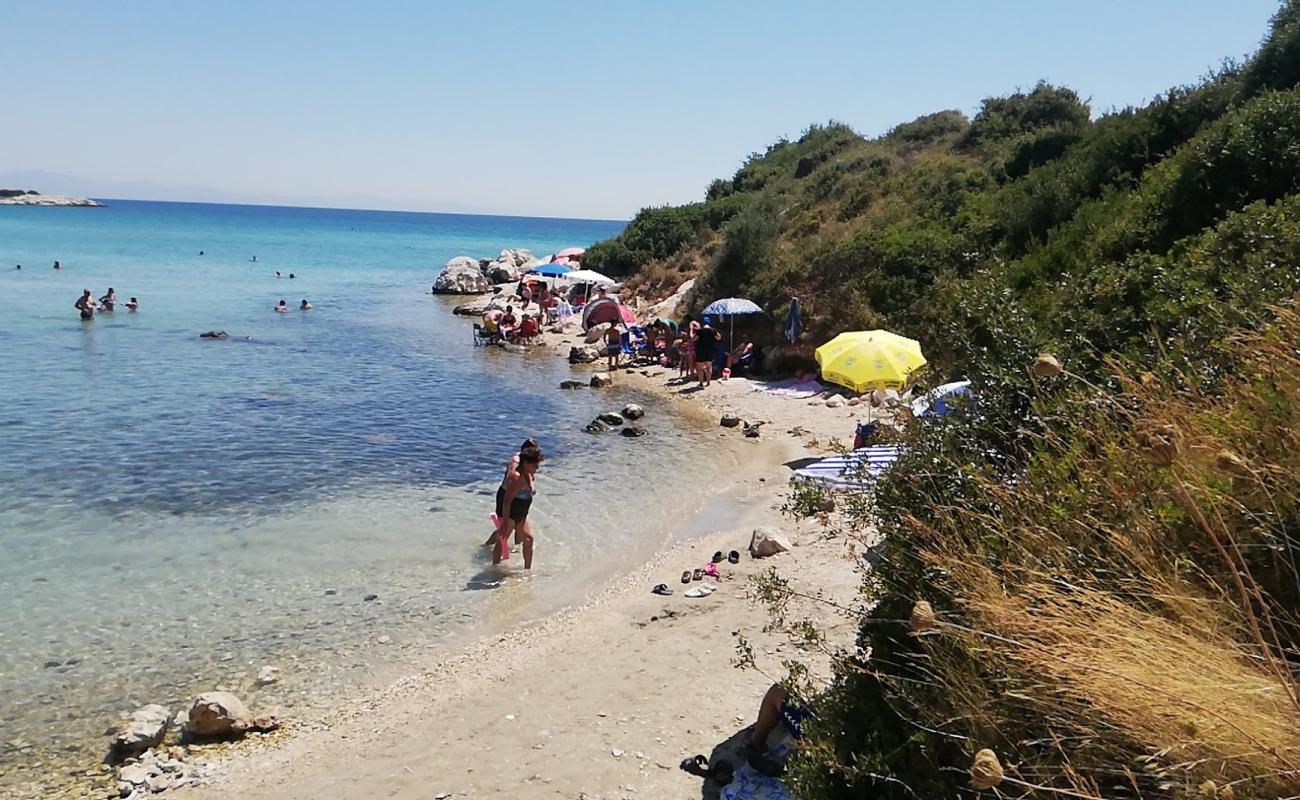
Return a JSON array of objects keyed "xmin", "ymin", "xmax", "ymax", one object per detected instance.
[{"xmin": 815, "ymin": 330, "xmax": 926, "ymax": 392}]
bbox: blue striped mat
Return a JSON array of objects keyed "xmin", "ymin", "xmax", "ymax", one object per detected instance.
[{"xmin": 791, "ymin": 445, "xmax": 903, "ymax": 489}]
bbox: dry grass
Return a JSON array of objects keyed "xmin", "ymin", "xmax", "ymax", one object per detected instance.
[{"xmin": 883, "ymin": 305, "xmax": 1300, "ymax": 797}]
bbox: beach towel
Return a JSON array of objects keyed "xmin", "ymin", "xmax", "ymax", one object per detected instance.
[
  {"xmin": 791, "ymin": 445, "xmax": 903, "ymax": 490},
  {"xmin": 760, "ymin": 378, "xmax": 826, "ymax": 399},
  {"xmin": 721, "ymin": 765, "xmax": 796, "ymax": 800}
]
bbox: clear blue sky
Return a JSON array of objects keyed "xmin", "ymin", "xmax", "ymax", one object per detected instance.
[{"xmin": 3, "ymin": 0, "xmax": 1282, "ymax": 219}]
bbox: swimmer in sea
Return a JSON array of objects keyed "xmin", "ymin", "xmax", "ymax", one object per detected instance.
[
  {"xmin": 300, "ymin": 299, "xmax": 312, "ymax": 310},
  {"xmin": 99, "ymin": 288, "xmax": 117, "ymax": 311},
  {"xmin": 289, "ymin": 273, "xmax": 296, "ymax": 279},
  {"xmin": 275, "ymin": 271, "xmax": 282, "ymax": 278},
  {"xmin": 53, "ymin": 260, "xmax": 62, "ymax": 270},
  {"xmin": 275, "ymin": 300, "xmax": 289, "ymax": 313},
  {"xmin": 126, "ymin": 297, "xmax": 139, "ymax": 311}
]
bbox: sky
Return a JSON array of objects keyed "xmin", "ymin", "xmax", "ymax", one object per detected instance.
[{"xmin": 1, "ymin": 0, "xmax": 1283, "ymax": 219}]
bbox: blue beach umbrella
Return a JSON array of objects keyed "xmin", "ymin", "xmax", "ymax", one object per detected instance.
[
  {"xmin": 702, "ymin": 297, "xmax": 764, "ymax": 349},
  {"xmin": 524, "ymin": 263, "xmax": 573, "ymax": 278},
  {"xmin": 784, "ymin": 297, "xmax": 803, "ymax": 344}
]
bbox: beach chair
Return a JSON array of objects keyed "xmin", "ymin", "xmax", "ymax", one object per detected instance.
[
  {"xmin": 473, "ymin": 323, "xmax": 490, "ymax": 347},
  {"xmin": 620, "ymin": 331, "xmax": 636, "ymax": 358}
]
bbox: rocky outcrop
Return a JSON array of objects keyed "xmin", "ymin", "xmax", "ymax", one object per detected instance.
[
  {"xmin": 433, "ymin": 259, "xmax": 492, "ymax": 294},
  {"xmin": 484, "ymin": 262, "xmax": 519, "ymax": 284},
  {"xmin": 569, "ymin": 345, "xmax": 602, "ymax": 364},
  {"xmin": 590, "ymin": 373, "xmax": 613, "ymax": 388},
  {"xmin": 109, "ymin": 704, "xmax": 173, "ymax": 761},
  {"xmin": 750, "ymin": 527, "xmax": 793, "ymax": 558},
  {"xmin": 0, "ymin": 191, "xmax": 102, "ymax": 207},
  {"xmin": 621, "ymin": 403, "xmax": 645, "ymax": 420},
  {"xmin": 620, "ymin": 427, "xmax": 647, "ymax": 438},
  {"xmin": 597, "ymin": 412, "xmax": 625, "ymax": 426},
  {"xmin": 184, "ymin": 692, "xmax": 270, "ymax": 739}
]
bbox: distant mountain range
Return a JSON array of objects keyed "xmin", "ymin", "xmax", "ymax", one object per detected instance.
[{"xmin": 0, "ymin": 170, "xmax": 474, "ymax": 213}]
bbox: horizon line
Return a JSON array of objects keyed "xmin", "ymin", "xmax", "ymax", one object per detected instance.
[{"xmin": 80, "ymin": 196, "xmax": 631, "ymax": 225}]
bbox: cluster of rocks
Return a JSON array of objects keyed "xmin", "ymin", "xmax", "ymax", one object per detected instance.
[
  {"xmin": 0, "ymin": 190, "xmax": 103, "ymax": 207},
  {"xmin": 568, "ymin": 344, "xmax": 603, "ymax": 364},
  {"xmin": 720, "ymin": 415, "xmax": 764, "ymax": 438},
  {"xmin": 108, "ymin": 689, "xmax": 279, "ymax": 797},
  {"xmin": 432, "ymin": 249, "xmax": 535, "ymax": 295},
  {"xmin": 585, "ymin": 403, "xmax": 646, "ymax": 437}
]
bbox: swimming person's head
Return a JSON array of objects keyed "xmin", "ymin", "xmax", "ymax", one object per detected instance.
[
  {"xmin": 129, "ymin": 297, "xmax": 137, "ymax": 303},
  {"xmin": 289, "ymin": 273, "xmax": 295, "ymax": 279},
  {"xmin": 82, "ymin": 289, "xmax": 91, "ymax": 297},
  {"xmin": 278, "ymin": 300, "xmax": 287, "ymax": 307}
]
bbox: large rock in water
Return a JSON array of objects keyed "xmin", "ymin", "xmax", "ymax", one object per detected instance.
[
  {"xmin": 433, "ymin": 259, "xmax": 492, "ymax": 294},
  {"xmin": 621, "ymin": 404, "xmax": 645, "ymax": 420},
  {"xmin": 109, "ymin": 704, "xmax": 173, "ymax": 760},
  {"xmin": 597, "ymin": 412, "xmax": 625, "ymax": 426},
  {"xmin": 749, "ymin": 527, "xmax": 793, "ymax": 558},
  {"xmin": 185, "ymin": 692, "xmax": 253, "ymax": 738},
  {"xmin": 590, "ymin": 373, "xmax": 614, "ymax": 388},
  {"xmin": 499, "ymin": 248, "xmax": 535, "ymax": 267}
]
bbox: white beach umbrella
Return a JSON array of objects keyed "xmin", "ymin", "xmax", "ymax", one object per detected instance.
[{"xmin": 564, "ymin": 269, "xmax": 615, "ymax": 286}]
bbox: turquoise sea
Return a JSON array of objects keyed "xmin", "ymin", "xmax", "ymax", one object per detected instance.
[{"xmin": 0, "ymin": 200, "xmax": 740, "ymax": 795}]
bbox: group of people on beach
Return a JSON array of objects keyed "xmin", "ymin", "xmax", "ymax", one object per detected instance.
[{"xmin": 74, "ymin": 287, "xmax": 139, "ymax": 319}]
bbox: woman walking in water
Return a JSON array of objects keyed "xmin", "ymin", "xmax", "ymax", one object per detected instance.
[
  {"xmin": 493, "ymin": 444, "xmax": 542, "ymax": 570},
  {"xmin": 483, "ymin": 438, "xmax": 538, "ymax": 552}
]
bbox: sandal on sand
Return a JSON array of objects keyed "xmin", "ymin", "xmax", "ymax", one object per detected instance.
[
  {"xmin": 728, "ymin": 550, "xmax": 741, "ymax": 564},
  {"xmin": 711, "ymin": 550, "xmax": 724, "ymax": 564},
  {"xmin": 680, "ymin": 755, "xmax": 710, "ymax": 777},
  {"xmin": 703, "ymin": 563, "xmax": 720, "ymax": 579},
  {"xmin": 692, "ymin": 568, "xmax": 704, "ymax": 581},
  {"xmin": 679, "ymin": 754, "xmax": 735, "ymax": 786},
  {"xmin": 652, "ymin": 584, "xmax": 672, "ymax": 596},
  {"xmin": 680, "ymin": 570, "xmax": 692, "ymax": 585},
  {"xmin": 702, "ymin": 582, "xmax": 718, "ymax": 593}
]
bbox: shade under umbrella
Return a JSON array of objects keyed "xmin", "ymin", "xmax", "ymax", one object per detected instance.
[{"xmin": 702, "ymin": 297, "xmax": 764, "ymax": 349}]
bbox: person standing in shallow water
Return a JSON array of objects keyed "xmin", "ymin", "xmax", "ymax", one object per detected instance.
[
  {"xmin": 494, "ymin": 445, "xmax": 542, "ymax": 570},
  {"xmin": 484, "ymin": 439, "xmax": 538, "ymax": 551},
  {"xmin": 74, "ymin": 290, "xmax": 95, "ymax": 320}
]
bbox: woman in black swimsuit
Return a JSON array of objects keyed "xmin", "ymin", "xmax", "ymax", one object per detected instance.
[
  {"xmin": 493, "ymin": 445, "xmax": 542, "ymax": 569},
  {"xmin": 485, "ymin": 439, "xmax": 538, "ymax": 550}
]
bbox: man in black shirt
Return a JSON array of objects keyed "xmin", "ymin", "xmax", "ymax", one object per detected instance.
[{"xmin": 694, "ymin": 319, "xmax": 722, "ymax": 386}]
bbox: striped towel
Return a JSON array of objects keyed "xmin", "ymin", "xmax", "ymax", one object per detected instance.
[{"xmin": 791, "ymin": 445, "xmax": 903, "ymax": 490}]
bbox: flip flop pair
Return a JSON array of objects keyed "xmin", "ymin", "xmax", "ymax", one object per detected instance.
[
  {"xmin": 684, "ymin": 583, "xmax": 718, "ymax": 598},
  {"xmin": 652, "ymin": 584, "xmax": 672, "ymax": 596},
  {"xmin": 711, "ymin": 550, "xmax": 742, "ymax": 564}
]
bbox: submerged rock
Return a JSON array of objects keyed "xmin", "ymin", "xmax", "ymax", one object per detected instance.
[
  {"xmin": 198, "ymin": 331, "xmax": 228, "ymax": 339},
  {"xmin": 585, "ymin": 420, "xmax": 609, "ymax": 434},
  {"xmin": 559, "ymin": 380, "xmax": 586, "ymax": 390},
  {"xmin": 620, "ymin": 427, "xmax": 647, "ymax": 438},
  {"xmin": 255, "ymin": 666, "xmax": 280, "ymax": 686},
  {"xmin": 185, "ymin": 692, "xmax": 253, "ymax": 739},
  {"xmin": 590, "ymin": 372, "xmax": 613, "ymax": 388},
  {"xmin": 109, "ymin": 704, "xmax": 172, "ymax": 761},
  {"xmin": 621, "ymin": 403, "xmax": 645, "ymax": 420},
  {"xmin": 597, "ymin": 412, "xmax": 625, "ymax": 426},
  {"xmin": 749, "ymin": 527, "xmax": 793, "ymax": 558}
]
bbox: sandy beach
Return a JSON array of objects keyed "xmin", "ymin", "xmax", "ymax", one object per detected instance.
[{"xmin": 166, "ymin": 326, "xmax": 875, "ymax": 800}]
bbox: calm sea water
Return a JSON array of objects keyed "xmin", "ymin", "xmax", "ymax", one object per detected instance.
[{"xmin": 0, "ymin": 201, "xmax": 739, "ymax": 795}]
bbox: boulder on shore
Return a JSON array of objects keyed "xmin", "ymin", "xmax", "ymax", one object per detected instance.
[
  {"xmin": 559, "ymin": 380, "xmax": 586, "ymax": 390},
  {"xmin": 590, "ymin": 373, "xmax": 614, "ymax": 388},
  {"xmin": 750, "ymin": 527, "xmax": 793, "ymax": 558},
  {"xmin": 484, "ymin": 261, "xmax": 520, "ymax": 284},
  {"xmin": 185, "ymin": 692, "xmax": 254, "ymax": 739},
  {"xmin": 569, "ymin": 345, "xmax": 602, "ymax": 364},
  {"xmin": 597, "ymin": 412, "xmax": 625, "ymax": 426},
  {"xmin": 720, "ymin": 415, "xmax": 742, "ymax": 428},
  {"xmin": 621, "ymin": 427, "xmax": 647, "ymax": 438},
  {"xmin": 621, "ymin": 403, "xmax": 645, "ymax": 420},
  {"xmin": 109, "ymin": 704, "xmax": 173, "ymax": 761},
  {"xmin": 433, "ymin": 260, "xmax": 492, "ymax": 295}
]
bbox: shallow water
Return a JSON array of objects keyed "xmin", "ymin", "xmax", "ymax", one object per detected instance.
[{"xmin": 0, "ymin": 201, "xmax": 737, "ymax": 794}]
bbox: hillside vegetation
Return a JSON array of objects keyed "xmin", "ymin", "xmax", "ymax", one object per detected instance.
[{"xmin": 594, "ymin": 3, "xmax": 1300, "ymax": 798}]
